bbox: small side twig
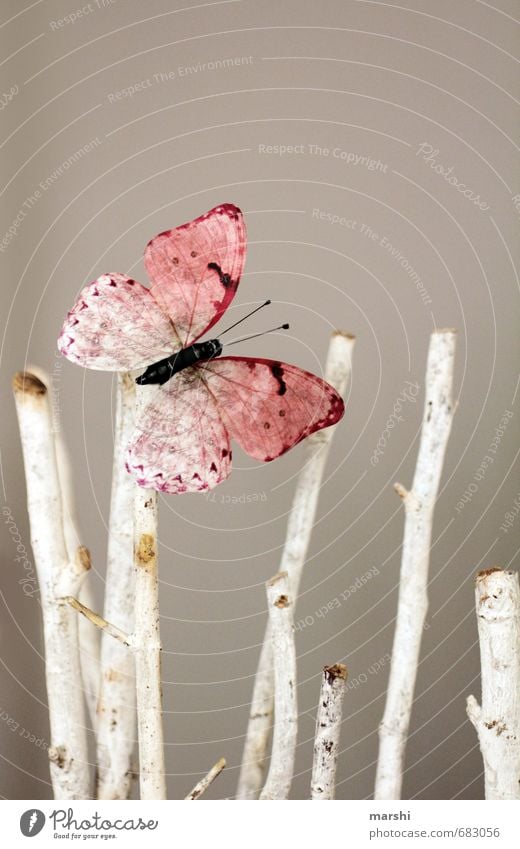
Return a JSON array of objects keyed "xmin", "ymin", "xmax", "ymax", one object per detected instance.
[
  {"xmin": 13, "ymin": 371, "xmax": 89, "ymax": 799},
  {"xmin": 374, "ymin": 330, "xmax": 456, "ymax": 800},
  {"xmin": 238, "ymin": 331, "xmax": 355, "ymax": 799},
  {"xmin": 311, "ymin": 663, "xmax": 347, "ymax": 799},
  {"xmin": 184, "ymin": 757, "xmax": 226, "ymax": 800},
  {"xmin": 466, "ymin": 567, "xmax": 520, "ymax": 799},
  {"xmin": 260, "ymin": 572, "xmax": 297, "ymax": 800},
  {"xmin": 133, "ymin": 481, "xmax": 166, "ymax": 799},
  {"xmin": 96, "ymin": 372, "xmax": 137, "ymax": 800},
  {"xmin": 63, "ymin": 596, "xmax": 131, "ymax": 647}
]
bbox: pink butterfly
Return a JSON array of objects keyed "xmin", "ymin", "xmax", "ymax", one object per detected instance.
[{"xmin": 58, "ymin": 204, "xmax": 344, "ymax": 494}]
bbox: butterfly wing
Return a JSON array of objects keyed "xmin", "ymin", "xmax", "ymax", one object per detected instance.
[
  {"xmin": 126, "ymin": 370, "xmax": 232, "ymax": 493},
  {"xmin": 144, "ymin": 203, "xmax": 246, "ymax": 347},
  {"xmin": 58, "ymin": 273, "xmax": 178, "ymax": 370},
  {"xmin": 126, "ymin": 355, "xmax": 342, "ymax": 494},
  {"xmin": 199, "ymin": 356, "xmax": 344, "ymax": 461}
]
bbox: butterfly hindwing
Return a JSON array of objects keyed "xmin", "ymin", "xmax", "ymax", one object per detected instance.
[
  {"xmin": 199, "ymin": 356, "xmax": 344, "ymax": 462},
  {"xmin": 124, "ymin": 355, "xmax": 343, "ymax": 493},
  {"xmin": 144, "ymin": 203, "xmax": 246, "ymax": 348},
  {"xmin": 125, "ymin": 370, "xmax": 232, "ymax": 493},
  {"xmin": 58, "ymin": 273, "xmax": 177, "ymax": 370}
]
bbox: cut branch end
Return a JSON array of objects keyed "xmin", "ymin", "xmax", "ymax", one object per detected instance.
[
  {"xmin": 475, "ymin": 566, "xmax": 504, "ymax": 582},
  {"xmin": 324, "ymin": 663, "xmax": 348, "ymax": 682},
  {"xmin": 136, "ymin": 533, "xmax": 156, "ymax": 565},
  {"xmin": 274, "ymin": 593, "xmax": 290, "ymax": 609},
  {"xmin": 393, "ymin": 482, "xmax": 408, "ymax": 500},
  {"xmin": 266, "ymin": 570, "xmax": 288, "ymax": 588},
  {"xmin": 12, "ymin": 371, "xmax": 47, "ymax": 396},
  {"xmin": 332, "ymin": 330, "xmax": 356, "ymax": 341},
  {"xmin": 76, "ymin": 545, "xmax": 91, "ymax": 573},
  {"xmin": 466, "ymin": 694, "xmax": 482, "ymax": 729}
]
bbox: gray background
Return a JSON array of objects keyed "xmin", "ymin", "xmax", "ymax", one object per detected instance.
[{"xmin": 1, "ymin": 0, "xmax": 519, "ymax": 800}]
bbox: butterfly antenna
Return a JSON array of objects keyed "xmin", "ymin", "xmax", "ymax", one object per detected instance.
[
  {"xmin": 219, "ymin": 300, "xmax": 271, "ymax": 336},
  {"xmin": 224, "ymin": 324, "xmax": 290, "ymax": 347}
]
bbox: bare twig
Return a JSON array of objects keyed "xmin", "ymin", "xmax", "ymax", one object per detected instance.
[
  {"xmin": 374, "ymin": 330, "xmax": 457, "ymax": 800},
  {"xmin": 260, "ymin": 572, "xmax": 297, "ymax": 800},
  {"xmin": 96, "ymin": 372, "xmax": 137, "ymax": 800},
  {"xmin": 64, "ymin": 596, "xmax": 131, "ymax": 647},
  {"xmin": 184, "ymin": 757, "xmax": 226, "ymax": 800},
  {"xmin": 55, "ymin": 428, "xmax": 101, "ymax": 731},
  {"xmin": 467, "ymin": 567, "xmax": 520, "ymax": 799},
  {"xmin": 29, "ymin": 364, "xmax": 101, "ymax": 730},
  {"xmin": 311, "ymin": 663, "xmax": 347, "ymax": 799},
  {"xmin": 238, "ymin": 331, "xmax": 355, "ymax": 799},
  {"xmin": 133, "ymin": 481, "xmax": 166, "ymax": 799},
  {"xmin": 13, "ymin": 372, "xmax": 90, "ymax": 798}
]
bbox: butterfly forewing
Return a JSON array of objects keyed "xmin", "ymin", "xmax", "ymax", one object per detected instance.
[
  {"xmin": 144, "ymin": 203, "xmax": 246, "ymax": 348},
  {"xmin": 58, "ymin": 273, "xmax": 178, "ymax": 371}
]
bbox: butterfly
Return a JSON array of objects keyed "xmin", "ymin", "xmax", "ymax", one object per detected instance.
[{"xmin": 58, "ymin": 203, "xmax": 345, "ymax": 494}]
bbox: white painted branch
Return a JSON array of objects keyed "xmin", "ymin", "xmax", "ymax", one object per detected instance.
[
  {"xmin": 13, "ymin": 372, "xmax": 90, "ymax": 799},
  {"xmin": 29, "ymin": 364, "xmax": 101, "ymax": 730},
  {"xmin": 133, "ymin": 477, "xmax": 166, "ymax": 799},
  {"xmin": 374, "ymin": 330, "xmax": 457, "ymax": 800},
  {"xmin": 466, "ymin": 567, "xmax": 520, "ymax": 799},
  {"xmin": 237, "ymin": 635, "xmax": 273, "ymax": 798},
  {"xmin": 96, "ymin": 372, "xmax": 137, "ymax": 800},
  {"xmin": 311, "ymin": 663, "xmax": 347, "ymax": 799},
  {"xmin": 260, "ymin": 572, "xmax": 297, "ymax": 800},
  {"xmin": 282, "ymin": 332, "xmax": 355, "ymax": 602},
  {"xmin": 237, "ymin": 331, "xmax": 355, "ymax": 799},
  {"xmin": 184, "ymin": 757, "xmax": 226, "ymax": 800},
  {"xmin": 55, "ymin": 427, "xmax": 101, "ymax": 731}
]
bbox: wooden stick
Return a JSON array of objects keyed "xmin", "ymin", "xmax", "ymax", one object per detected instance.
[
  {"xmin": 374, "ymin": 330, "xmax": 457, "ymax": 800},
  {"xmin": 133, "ymin": 481, "xmax": 166, "ymax": 799},
  {"xmin": 96, "ymin": 372, "xmax": 137, "ymax": 800},
  {"xmin": 467, "ymin": 567, "xmax": 520, "ymax": 799},
  {"xmin": 311, "ymin": 663, "xmax": 347, "ymax": 799},
  {"xmin": 184, "ymin": 757, "xmax": 226, "ymax": 800},
  {"xmin": 13, "ymin": 372, "xmax": 90, "ymax": 799},
  {"xmin": 237, "ymin": 331, "xmax": 355, "ymax": 799},
  {"xmin": 260, "ymin": 572, "xmax": 297, "ymax": 800}
]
